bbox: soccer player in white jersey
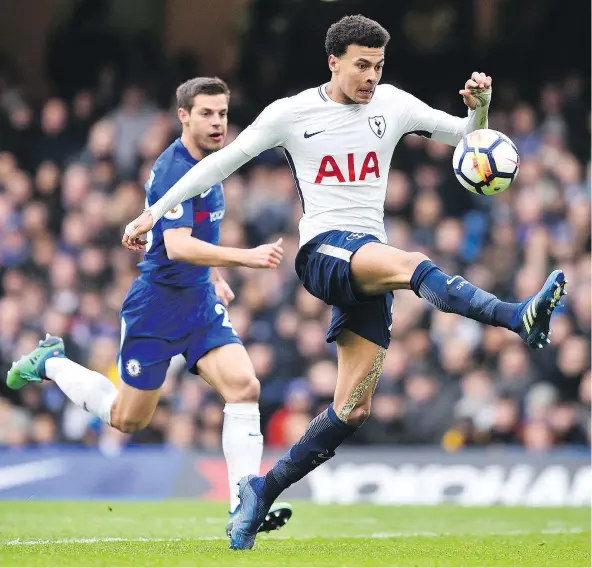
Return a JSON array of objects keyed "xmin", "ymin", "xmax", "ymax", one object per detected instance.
[{"xmin": 122, "ymin": 16, "xmax": 567, "ymax": 549}]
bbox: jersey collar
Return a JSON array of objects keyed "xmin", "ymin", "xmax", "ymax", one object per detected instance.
[
  {"xmin": 176, "ymin": 138, "xmax": 199, "ymax": 165},
  {"xmin": 318, "ymin": 83, "xmax": 364, "ymax": 110},
  {"xmin": 318, "ymin": 83, "xmax": 343, "ymax": 106}
]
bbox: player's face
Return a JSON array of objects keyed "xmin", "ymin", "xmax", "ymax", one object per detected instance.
[
  {"xmin": 330, "ymin": 44, "xmax": 385, "ymax": 104},
  {"xmin": 180, "ymin": 94, "xmax": 229, "ymax": 154}
]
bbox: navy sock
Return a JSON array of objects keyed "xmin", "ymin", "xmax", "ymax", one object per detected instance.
[
  {"xmin": 409, "ymin": 260, "xmax": 517, "ymax": 329},
  {"xmin": 261, "ymin": 403, "xmax": 357, "ymax": 501}
]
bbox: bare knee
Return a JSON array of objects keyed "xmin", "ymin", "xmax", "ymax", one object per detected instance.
[
  {"xmin": 110, "ymin": 399, "xmax": 151, "ymax": 433},
  {"xmin": 383, "ymin": 250, "xmax": 430, "ymax": 292},
  {"xmin": 353, "ymin": 245, "xmax": 431, "ymax": 295},
  {"xmin": 111, "ymin": 416, "xmax": 150, "ymax": 433},
  {"xmin": 404, "ymin": 251, "xmax": 430, "ymax": 274},
  {"xmin": 222, "ymin": 374, "xmax": 261, "ymax": 403}
]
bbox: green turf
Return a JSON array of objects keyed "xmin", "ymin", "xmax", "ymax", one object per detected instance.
[{"xmin": 0, "ymin": 501, "xmax": 589, "ymax": 566}]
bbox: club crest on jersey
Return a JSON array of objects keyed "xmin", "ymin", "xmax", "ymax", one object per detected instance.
[
  {"xmin": 125, "ymin": 359, "xmax": 142, "ymax": 377},
  {"xmin": 369, "ymin": 116, "xmax": 386, "ymax": 139},
  {"xmin": 164, "ymin": 204, "xmax": 184, "ymax": 220}
]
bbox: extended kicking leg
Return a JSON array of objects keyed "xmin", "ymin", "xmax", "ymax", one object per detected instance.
[{"xmin": 350, "ymin": 243, "xmax": 567, "ymax": 349}]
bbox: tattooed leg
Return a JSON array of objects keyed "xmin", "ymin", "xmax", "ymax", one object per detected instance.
[
  {"xmin": 333, "ymin": 329, "xmax": 387, "ymax": 427},
  {"xmin": 337, "ymin": 346, "xmax": 386, "ymax": 422}
]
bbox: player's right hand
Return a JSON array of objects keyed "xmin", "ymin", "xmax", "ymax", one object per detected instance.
[
  {"xmin": 459, "ymin": 71, "xmax": 492, "ymax": 109},
  {"xmin": 244, "ymin": 238, "xmax": 284, "ymax": 269},
  {"xmin": 122, "ymin": 210, "xmax": 154, "ymax": 251}
]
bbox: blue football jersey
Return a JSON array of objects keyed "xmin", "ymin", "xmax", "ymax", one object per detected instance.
[{"xmin": 138, "ymin": 138, "xmax": 225, "ymax": 286}]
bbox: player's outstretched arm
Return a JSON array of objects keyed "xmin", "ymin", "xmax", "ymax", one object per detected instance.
[
  {"xmin": 164, "ymin": 227, "xmax": 283, "ymax": 269},
  {"xmin": 122, "ymin": 143, "xmax": 252, "ymax": 250},
  {"xmin": 122, "ymin": 98, "xmax": 293, "ymax": 250},
  {"xmin": 402, "ymin": 71, "xmax": 492, "ymax": 147}
]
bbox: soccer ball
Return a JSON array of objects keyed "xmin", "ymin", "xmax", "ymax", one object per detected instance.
[{"xmin": 452, "ymin": 129, "xmax": 520, "ymax": 195}]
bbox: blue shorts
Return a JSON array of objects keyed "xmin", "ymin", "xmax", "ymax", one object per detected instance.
[
  {"xmin": 118, "ymin": 277, "xmax": 242, "ymax": 390},
  {"xmin": 295, "ymin": 231, "xmax": 394, "ymax": 349}
]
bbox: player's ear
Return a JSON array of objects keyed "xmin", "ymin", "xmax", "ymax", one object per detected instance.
[
  {"xmin": 177, "ymin": 107, "xmax": 189, "ymax": 124},
  {"xmin": 328, "ymin": 55, "xmax": 339, "ymax": 74}
]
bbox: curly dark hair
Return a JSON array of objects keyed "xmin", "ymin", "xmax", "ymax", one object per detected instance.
[
  {"xmin": 176, "ymin": 77, "xmax": 230, "ymax": 111},
  {"xmin": 325, "ymin": 15, "xmax": 390, "ymax": 58}
]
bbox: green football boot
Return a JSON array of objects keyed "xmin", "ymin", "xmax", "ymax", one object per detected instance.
[{"xmin": 6, "ymin": 334, "xmax": 65, "ymax": 390}]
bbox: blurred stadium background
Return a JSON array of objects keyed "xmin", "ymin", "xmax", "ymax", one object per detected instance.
[{"xmin": 0, "ymin": 0, "xmax": 589, "ymax": 503}]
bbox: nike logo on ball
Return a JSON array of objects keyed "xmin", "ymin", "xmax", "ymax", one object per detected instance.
[{"xmin": 304, "ymin": 130, "xmax": 325, "ymax": 138}]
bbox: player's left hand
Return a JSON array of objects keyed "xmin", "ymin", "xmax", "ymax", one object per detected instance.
[
  {"xmin": 122, "ymin": 210, "xmax": 153, "ymax": 251},
  {"xmin": 214, "ymin": 277, "xmax": 235, "ymax": 307},
  {"xmin": 460, "ymin": 71, "xmax": 492, "ymax": 110}
]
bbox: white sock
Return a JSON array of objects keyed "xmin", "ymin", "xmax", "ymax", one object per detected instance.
[
  {"xmin": 45, "ymin": 357, "xmax": 118, "ymax": 425},
  {"xmin": 222, "ymin": 402, "xmax": 263, "ymax": 512}
]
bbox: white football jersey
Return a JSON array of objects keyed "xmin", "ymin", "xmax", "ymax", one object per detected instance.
[
  {"xmin": 146, "ymin": 83, "xmax": 489, "ymax": 246},
  {"xmin": 235, "ymin": 83, "xmax": 487, "ymax": 246}
]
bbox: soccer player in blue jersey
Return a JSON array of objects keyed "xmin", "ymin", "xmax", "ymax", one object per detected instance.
[{"xmin": 7, "ymin": 77, "xmax": 292, "ymax": 535}]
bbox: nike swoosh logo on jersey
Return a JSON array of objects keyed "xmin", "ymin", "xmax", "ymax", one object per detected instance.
[
  {"xmin": 446, "ymin": 276, "xmax": 459, "ymax": 285},
  {"xmin": 304, "ymin": 130, "xmax": 325, "ymax": 138}
]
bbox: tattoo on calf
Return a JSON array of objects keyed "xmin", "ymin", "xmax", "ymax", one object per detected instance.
[{"xmin": 338, "ymin": 347, "xmax": 386, "ymax": 422}]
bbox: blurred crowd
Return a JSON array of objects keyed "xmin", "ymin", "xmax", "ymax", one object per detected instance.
[{"xmin": 0, "ymin": 61, "xmax": 590, "ymax": 453}]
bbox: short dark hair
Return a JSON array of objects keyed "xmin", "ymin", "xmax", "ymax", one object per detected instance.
[
  {"xmin": 325, "ymin": 15, "xmax": 390, "ymax": 58},
  {"xmin": 176, "ymin": 77, "xmax": 230, "ymax": 111}
]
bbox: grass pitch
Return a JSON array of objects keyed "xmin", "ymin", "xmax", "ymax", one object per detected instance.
[{"xmin": 0, "ymin": 501, "xmax": 589, "ymax": 566}]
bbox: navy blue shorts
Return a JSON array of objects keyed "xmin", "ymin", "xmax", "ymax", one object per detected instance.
[
  {"xmin": 295, "ymin": 231, "xmax": 394, "ymax": 349},
  {"xmin": 118, "ymin": 277, "xmax": 242, "ymax": 390}
]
